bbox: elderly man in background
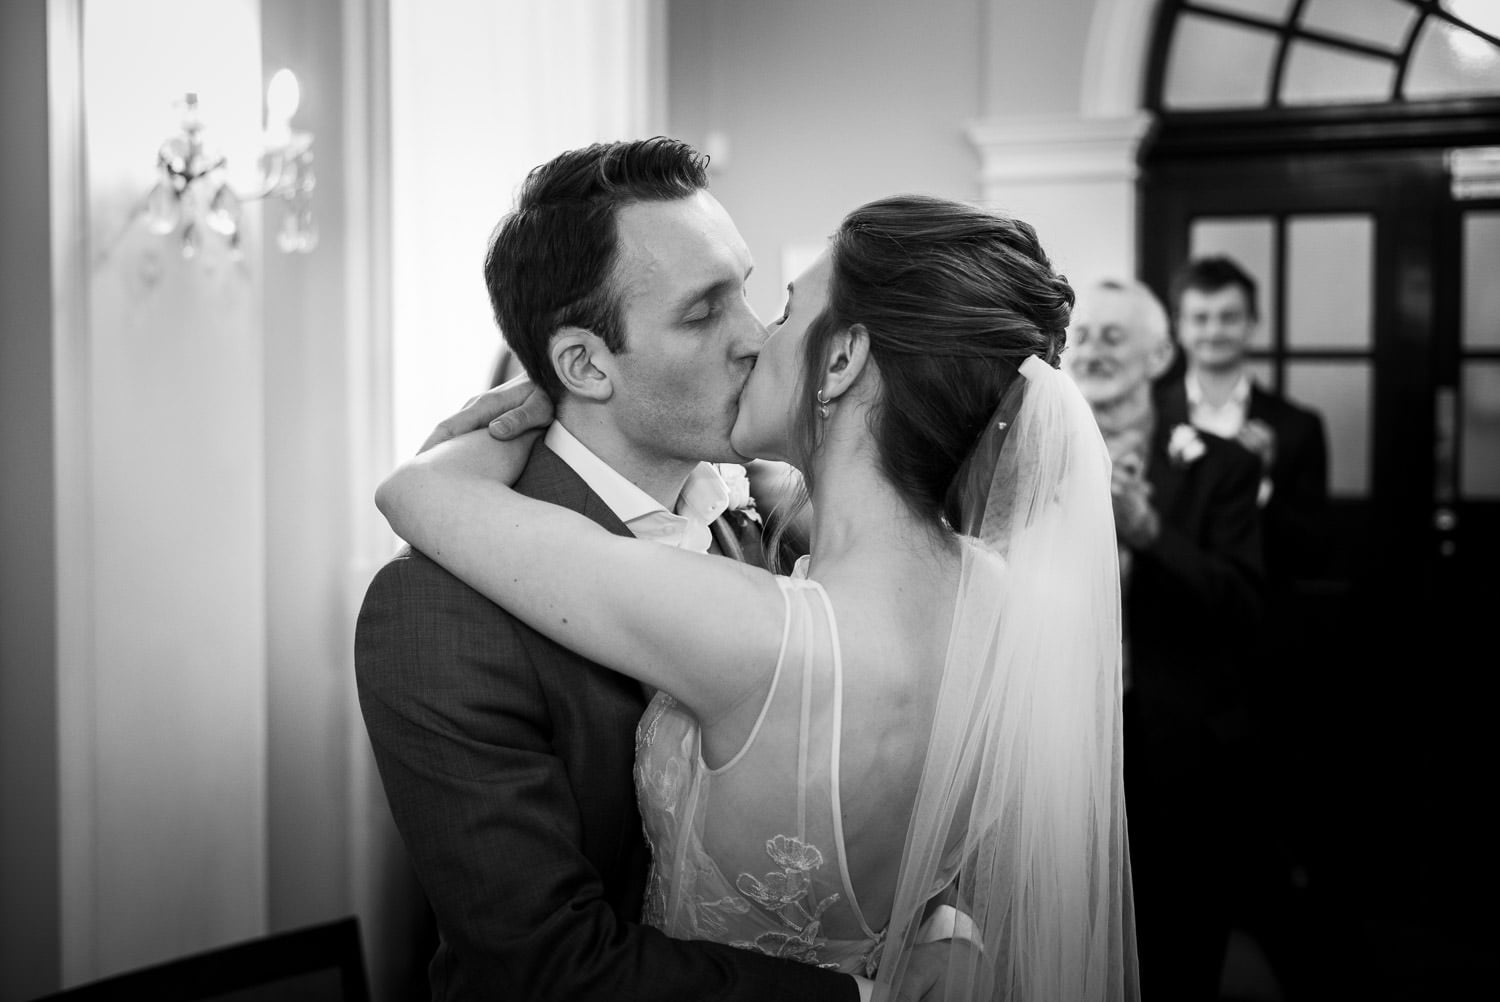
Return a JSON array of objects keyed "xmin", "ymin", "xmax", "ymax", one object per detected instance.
[{"xmin": 1066, "ymin": 277, "xmax": 1266, "ymax": 1001}]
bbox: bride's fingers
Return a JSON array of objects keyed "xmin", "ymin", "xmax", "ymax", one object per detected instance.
[
  {"xmin": 418, "ymin": 415, "xmax": 468, "ymax": 454},
  {"xmin": 418, "ymin": 376, "xmax": 541, "ymax": 454},
  {"xmin": 489, "ymin": 385, "xmax": 555, "ymax": 440}
]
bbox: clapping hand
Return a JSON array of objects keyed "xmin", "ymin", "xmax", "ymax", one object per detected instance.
[
  {"xmin": 1236, "ymin": 418, "xmax": 1276, "ymax": 471},
  {"xmin": 418, "ymin": 374, "xmax": 555, "ymax": 454},
  {"xmin": 1110, "ymin": 452, "xmax": 1160, "ymax": 549}
]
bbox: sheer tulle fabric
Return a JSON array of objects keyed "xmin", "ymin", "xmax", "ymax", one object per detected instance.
[
  {"xmin": 876, "ymin": 356, "xmax": 1139, "ymax": 1000},
  {"xmin": 636, "ymin": 575, "xmax": 906, "ymax": 976}
]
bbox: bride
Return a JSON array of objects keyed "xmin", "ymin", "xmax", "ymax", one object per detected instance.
[{"xmin": 377, "ymin": 194, "xmax": 1137, "ymax": 1000}]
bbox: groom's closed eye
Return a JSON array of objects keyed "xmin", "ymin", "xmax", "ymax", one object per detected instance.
[
  {"xmin": 684, "ymin": 302, "xmax": 721, "ymax": 325},
  {"xmin": 679, "ymin": 283, "xmax": 741, "ymax": 328}
]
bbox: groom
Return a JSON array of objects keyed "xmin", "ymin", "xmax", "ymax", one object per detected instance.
[{"xmin": 355, "ymin": 138, "xmax": 861, "ymax": 1001}]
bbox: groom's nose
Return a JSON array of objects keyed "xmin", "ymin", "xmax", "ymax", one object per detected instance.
[{"xmin": 730, "ymin": 307, "xmax": 769, "ymax": 359}]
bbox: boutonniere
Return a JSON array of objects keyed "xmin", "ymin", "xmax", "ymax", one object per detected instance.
[
  {"xmin": 1167, "ymin": 424, "xmax": 1206, "ymax": 467},
  {"xmin": 715, "ymin": 463, "xmax": 762, "ymax": 524}
]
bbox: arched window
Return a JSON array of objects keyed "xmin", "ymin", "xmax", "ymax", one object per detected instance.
[{"xmin": 1149, "ymin": 0, "xmax": 1500, "ymax": 110}]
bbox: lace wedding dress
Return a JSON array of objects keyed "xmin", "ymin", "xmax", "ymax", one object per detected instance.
[{"xmin": 634, "ymin": 558, "xmax": 957, "ymax": 976}]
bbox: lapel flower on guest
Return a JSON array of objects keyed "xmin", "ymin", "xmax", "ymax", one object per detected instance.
[
  {"xmin": 1167, "ymin": 424, "xmax": 1207, "ymax": 468},
  {"xmin": 715, "ymin": 463, "xmax": 762, "ymax": 524}
]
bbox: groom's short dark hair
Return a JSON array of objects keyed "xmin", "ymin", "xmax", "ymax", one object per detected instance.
[{"xmin": 483, "ymin": 137, "xmax": 711, "ymax": 398}]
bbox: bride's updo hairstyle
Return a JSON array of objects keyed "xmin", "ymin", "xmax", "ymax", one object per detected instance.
[{"xmin": 792, "ymin": 194, "xmax": 1073, "ymax": 529}]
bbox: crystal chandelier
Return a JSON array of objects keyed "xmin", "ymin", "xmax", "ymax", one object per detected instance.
[{"xmin": 144, "ymin": 69, "xmax": 316, "ymax": 257}]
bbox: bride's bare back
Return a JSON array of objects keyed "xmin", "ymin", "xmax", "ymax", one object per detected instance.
[{"xmin": 656, "ymin": 536, "xmax": 967, "ymax": 965}]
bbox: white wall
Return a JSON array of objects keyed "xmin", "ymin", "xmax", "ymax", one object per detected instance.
[
  {"xmin": 0, "ymin": 1, "xmax": 377, "ymax": 995},
  {"xmin": 668, "ymin": 0, "xmax": 985, "ymax": 322},
  {"xmin": 668, "ymin": 0, "xmax": 1154, "ymax": 312},
  {"xmin": 72, "ymin": 0, "xmax": 270, "ymax": 977},
  {"xmin": 982, "ymin": 0, "xmax": 1099, "ymax": 116},
  {"xmin": 388, "ymin": 0, "xmax": 666, "ymax": 460},
  {"xmin": 972, "ymin": 0, "xmax": 1154, "ymax": 285},
  {"xmin": 261, "ymin": 0, "xmax": 361, "ymax": 939}
]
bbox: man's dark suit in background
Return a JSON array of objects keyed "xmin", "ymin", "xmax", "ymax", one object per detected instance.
[
  {"xmin": 355, "ymin": 441, "xmax": 853, "ymax": 1001},
  {"xmin": 1156, "ymin": 378, "xmax": 1329, "ymax": 592},
  {"xmin": 1122, "ymin": 422, "xmax": 1265, "ymax": 1001},
  {"xmin": 1158, "ymin": 359, "xmax": 1331, "ymax": 1001}
]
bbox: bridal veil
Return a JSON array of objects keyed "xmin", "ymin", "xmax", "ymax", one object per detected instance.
[{"xmin": 876, "ymin": 355, "xmax": 1138, "ymax": 1000}]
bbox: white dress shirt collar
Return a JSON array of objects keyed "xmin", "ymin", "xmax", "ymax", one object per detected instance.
[
  {"xmin": 544, "ymin": 422, "xmax": 729, "ymax": 553},
  {"xmin": 1186, "ymin": 371, "xmax": 1251, "ymax": 440}
]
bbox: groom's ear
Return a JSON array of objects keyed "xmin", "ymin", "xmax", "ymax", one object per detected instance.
[{"xmin": 550, "ymin": 327, "xmax": 614, "ymax": 402}]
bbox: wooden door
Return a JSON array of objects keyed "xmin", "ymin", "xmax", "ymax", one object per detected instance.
[{"xmin": 1140, "ymin": 124, "xmax": 1500, "ymax": 967}]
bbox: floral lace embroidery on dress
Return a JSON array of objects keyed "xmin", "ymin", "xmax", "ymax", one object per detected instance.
[
  {"xmin": 730, "ymin": 835, "xmax": 841, "ymax": 965},
  {"xmin": 636, "ymin": 695, "xmax": 680, "ymax": 932},
  {"xmin": 635, "ymin": 703, "xmax": 887, "ymax": 974},
  {"xmin": 633, "ymin": 578, "xmax": 888, "ymax": 978}
]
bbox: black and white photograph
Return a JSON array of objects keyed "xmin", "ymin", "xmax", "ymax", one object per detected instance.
[{"xmin": 3, "ymin": 2, "xmax": 1497, "ymax": 1000}]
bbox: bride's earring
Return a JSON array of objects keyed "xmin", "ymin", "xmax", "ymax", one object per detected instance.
[{"xmin": 816, "ymin": 388, "xmax": 832, "ymax": 420}]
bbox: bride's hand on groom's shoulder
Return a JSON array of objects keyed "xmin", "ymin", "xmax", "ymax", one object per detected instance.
[{"xmin": 418, "ymin": 375, "xmax": 555, "ymax": 454}]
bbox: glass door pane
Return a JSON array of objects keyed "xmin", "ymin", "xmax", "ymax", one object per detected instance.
[
  {"xmin": 1286, "ymin": 215, "xmax": 1374, "ymax": 349},
  {"xmin": 1461, "ymin": 363, "xmax": 1500, "ymax": 498},
  {"xmin": 1462, "ymin": 212, "xmax": 1500, "ymax": 349},
  {"xmin": 1287, "ymin": 361, "xmax": 1371, "ymax": 496}
]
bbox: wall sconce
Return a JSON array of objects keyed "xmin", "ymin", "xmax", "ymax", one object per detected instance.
[{"xmin": 144, "ymin": 69, "xmax": 316, "ymax": 258}]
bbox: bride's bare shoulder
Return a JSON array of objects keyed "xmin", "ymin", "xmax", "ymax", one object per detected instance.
[{"xmin": 820, "ymin": 553, "xmax": 959, "ymax": 680}]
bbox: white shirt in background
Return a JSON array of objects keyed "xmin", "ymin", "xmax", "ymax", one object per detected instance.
[{"xmin": 1185, "ymin": 371, "xmax": 1250, "ymax": 439}]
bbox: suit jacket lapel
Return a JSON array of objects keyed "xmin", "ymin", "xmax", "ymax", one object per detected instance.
[
  {"xmin": 514, "ymin": 441, "xmax": 635, "ymax": 539},
  {"xmin": 516, "ymin": 442, "xmax": 660, "ymax": 706},
  {"xmin": 1247, "ymin": 383, "xmax": 1272, "ymax": 423},
  {"xmin": 525, "ymin": 443, "xmax": 764, "ymax": 558}
]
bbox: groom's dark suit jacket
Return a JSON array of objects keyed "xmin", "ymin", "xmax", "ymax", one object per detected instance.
[{"xmin": 355, "ymin": 441, "xmax": 853, "ymax": 1002}]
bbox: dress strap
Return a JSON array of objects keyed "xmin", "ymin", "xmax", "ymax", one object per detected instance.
[{"xmin": 707, "ymin": 578, "xmax": 794, "ymax": 775}]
